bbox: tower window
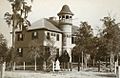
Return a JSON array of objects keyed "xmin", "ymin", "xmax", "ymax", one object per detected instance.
[
  {"xmin": 18, "ymin": 33, "xmax": 23, "ymax": 41},
  {"xmin": 59, "ymin": 16, "xmax": 62, "ymax": 19},
  {"xmin": 66, "ymin": 16, "xmax": 69, "ymax": 19},
  {"xmin": 32, "ymin": 31, "xmax": 38, "ymax": 40},
  {"xmin": 56, "ymin": 34, "xmax": 59, "ymax": 41},
  {"xmin": 70, "ymin": 16, "xmax": 72, "ymax": 18},
  {"xmin": 62, "ymin": 16, "xmax": 65, "ymax": 19}
]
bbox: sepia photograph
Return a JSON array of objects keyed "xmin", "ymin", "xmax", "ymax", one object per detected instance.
[{"xmin": 0, "ymin": 0, "xmax": 120, "ymax": 78}]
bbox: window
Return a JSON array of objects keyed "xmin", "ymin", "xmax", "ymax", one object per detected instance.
[
  {"xmin": 46, "ymin": 32, "xmax": 50, "ymax": 40},
  {"xmin": 59, "ymin": 16, "xmax": 62, "ymax": 19},
  {"xmin": 45, "ymin": 47, "xmax": 50, "ymax": 57},
  {"xmin": 53, "ymin": 33, "xmax": 56, "ymax": 36},
  {"xmin": 70, "ymin": 16, "xmax": 72, "ymax": 18},
  {"xmin": 32, "ymin": 32, "xmax": 38, "ymax": 40},
  {"xmin": 18, "ymin": 33, "xmax": 23, "ymax": 41},
  {"xmin": 62, "ymin": 16, "xmax": 65, "ymax": 19},
  {"xmin": 72, "ymin": 36, "xmax": 75, "ymax": 44},
  {"xmin": 17, "ymin": 48, "xmax": 23, "ymax": 57},
  {"xmin": 56, "ymin": 48, "xmax": 59, "ymax": 56},
  {"xmin": 56, "ymin": 34, "xmax": 59, "ymax": 41},
  {"xmin": 66, "ymin": 16, "xmax": 69, "ymax": 19},
  {"xmin": 51, "ymin": 33, "xmax": 54, "ymax": 36},
  {"xmin": 63, "ymin": 37, "xmax": 67, "ymax": 46}
]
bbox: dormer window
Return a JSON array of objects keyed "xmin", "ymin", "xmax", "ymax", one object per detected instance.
[
  {"xmin": 32, "ymin": 31, "xmax": 38, "ymax": 40},
  {"xmin": 18, "ymin": 33, "xmax": 23, "ymax": 41}
]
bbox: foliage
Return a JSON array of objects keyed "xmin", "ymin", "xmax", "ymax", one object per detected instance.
[
  {"xmin": 75, "ymin": 21, "xmax": 94, "ymax": 56},
  {"xmin": 100, "ymin": 16, "xmax": 120, "ymax": 71},
  {"xmin": 0, "ymin": 33, "xmax": 8, "ymax": 62},
  {"xmin": 27, "ymin": 38, "xmax": 57, "ymax": 71},
  {"xmin": 4, "ymin": 0, "xmax": 32, "ymax": 29}
]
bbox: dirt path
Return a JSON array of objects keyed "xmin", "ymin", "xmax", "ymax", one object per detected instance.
[{"xmin": 4, "ymin": 68, "xmax": 116, "ymax": 78}]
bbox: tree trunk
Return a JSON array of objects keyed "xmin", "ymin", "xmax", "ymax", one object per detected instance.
[
  {"xmin": 110, "ymin": 52, "xmax": 114, "ymax": 72},
  {"xmin": 98, "ymin": 60, "xmax": 100, "ymax": 72},
  {"xmin": 12, "ymin": 27, "xmax": 15, "ymax": 71},
  {"xmin": 34, "ymin": 56, "xmax": 37, "ymax": 71},
  {"xmin": 84, "ymin": 54, "xmax": 87, "ymax": 68},
  {"xmin": 105, "ymin": 56, "xmax": 107, "ymax": 67},
  {"xmin": 81, "ymin": 51, "xmax": 83, "ymax": 70},
  {"xmin": 78, "ymin": 56, "xmax": 80, "ymax": 71},
  {"xmin": 70, "ymin": 62, "xmax": 72, "ymax": 71},
  {"xmin": 92, "ymin": 58, "xmax": 95, "ymax": 67},
  {"xmin": 43, "ymin": 61, "xmax": 46, "ymax": 71}
]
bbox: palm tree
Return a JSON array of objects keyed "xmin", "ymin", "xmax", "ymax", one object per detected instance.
[{"xmin": 4, "ymin": 0, "xmax": 33, "ymax": 70}]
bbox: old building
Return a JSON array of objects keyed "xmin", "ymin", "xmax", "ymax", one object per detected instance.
[{"xmin": 15, "ymin": 5, "xmax": 78, "ymax": 64}]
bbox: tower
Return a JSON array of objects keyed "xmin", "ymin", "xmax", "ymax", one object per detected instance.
[{"xmin": 57, "ymin": 5, "xmax": 74, "ymax": 62}]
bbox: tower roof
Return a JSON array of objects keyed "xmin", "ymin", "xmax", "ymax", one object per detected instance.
[{"xmin": 58, "ymin": 5, "xmax": 74, "ymax": 15}]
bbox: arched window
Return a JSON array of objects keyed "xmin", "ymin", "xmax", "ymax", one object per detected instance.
[
  {"xmin": 70, "ymin": 16, "xmax": 72, "ymax": 18},
  {"xmin": 66, "ymin": 16, "xmax": 69, "ymax": 19},
  {"xmin": 62, "ymin": 16, "xmax": 65, "ymax": 19},
  {"xmin": 59, "ymin": 16, "xmax": 61, "ymax": 19}
]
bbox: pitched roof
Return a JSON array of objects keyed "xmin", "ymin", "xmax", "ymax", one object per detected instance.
[
  {"xmin": 28, "ymin": 18, "xmax": 62, "ymax": 32},
  {"xmin": 58, "ymin": 5, "xmax": 74, "ymax": 15}
]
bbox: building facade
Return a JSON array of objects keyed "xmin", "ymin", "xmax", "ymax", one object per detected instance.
[{"xmin": 15, "ymin": 5, "xmax": 78, "ymax": 63}]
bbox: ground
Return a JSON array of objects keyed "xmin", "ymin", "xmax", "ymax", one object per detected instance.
[{"xmin": 4, "ymin": 68, "xmax": 116, "ymax": 78}]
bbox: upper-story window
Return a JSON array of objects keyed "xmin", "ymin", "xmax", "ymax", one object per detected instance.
[
  {"xmin": 62, "ymin": 16, "xmax": 65, "ymax": 19},
  {"xmin": 18, "ymin": 33, "xmax": 23, "ymax": 41},
  {"xmin": 32, "ymin": 31, "xmax": 38, "ymax": 40},
  {"xmin": 17, "ymin": 48, "xmax": 23, "ymax": 57},
  {"xmin": 46, "ymin": 32, "xmax": 50, "ymax": 40},
  {"xmin": 70, "ymin": 16, "xmax": 72, "ymax": 19},
  {"xmin": 56, "ymin": 34, "xmax": 59, "ymax": 41},
  {"xmin": 59, "ymin": 16, "xmax": 62, "ymax": 20},
  {"xmin": 66, "ymin": 16, "xmax": 69, "ymax": 19},
  {"xmin": 72, "ymin": 36, "xmax": 75, "ymax": 44},
  {"xmin": 51, "ymin": 33, "xmax": 54, "ymax": 36}
]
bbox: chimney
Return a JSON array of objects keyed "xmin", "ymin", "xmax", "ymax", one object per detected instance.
[{"xmin": 49, "ymin": 17, "xmax": 57, "ymax": 20}]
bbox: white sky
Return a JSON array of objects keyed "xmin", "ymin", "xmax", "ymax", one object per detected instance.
[{"xmin": 0, "ymin": 0, "xmax": 120, "ymax": 46}]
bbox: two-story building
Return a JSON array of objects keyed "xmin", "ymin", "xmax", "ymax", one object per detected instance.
[{"xmin": 15, "ymin": 5, "xmax": 78, "ymax": 64}]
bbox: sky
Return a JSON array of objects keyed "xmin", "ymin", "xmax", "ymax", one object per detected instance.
[{"xmin": 0, "ymin": 0, "xmax": 120, "ymax": 47}]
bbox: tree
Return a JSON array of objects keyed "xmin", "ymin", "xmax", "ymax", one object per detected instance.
[
  {"xmin": 27, "ymin": 40, "xmax": 43, "ymax": 71},
  {"xmin": 101, "ymin": 16, "xmax": 120, "ymax": 72},
  {"xmin": 89, "ymin": 36, "xmax": 99, "ymax": 66},
  {"xmin": 4, "ymin": 0, "xmax": 33, "ymax": 70},
  {"xmin": 0, "ymin": 33, "xmax": 8, "ymax": 63},
  {"xmin": 75, "ymin": 22, "xmax": 94, "ymax": 71},
  {"xmin": 27, "ymin": 38, "xmax": 57, "ymax": 71}
]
